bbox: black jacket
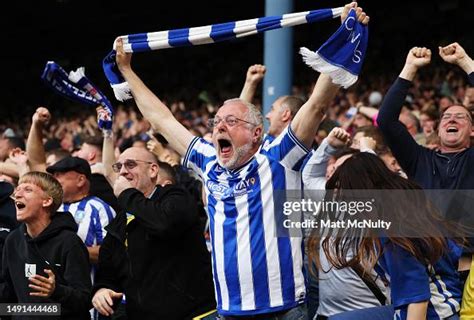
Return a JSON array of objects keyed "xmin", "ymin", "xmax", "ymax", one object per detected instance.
[
  {"xmin": 0, "ymin": 182, "xmax": 19, "ymax": 270},
  {"xmin": 0, "ymin": 212, "xmax": 92, "ymax": 319},
  {"xmin": 0, "ymin": 182, "xmax": 19, "ymax": 231},
  {"xmin": 94, "ymin": 185, "xmax": 216, "ymax": 320},
  {"xmin": 89, "ymin": 173, "xmax": 119, "ymax": 212}
]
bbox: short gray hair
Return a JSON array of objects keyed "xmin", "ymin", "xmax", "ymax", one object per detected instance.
[
  {"xmin": 223, "ymin": 98, "xmax": 264, "ymax": 144},
  {"xmin": 223, "ymin": 98, "xmax": 264, "ymax": 125}
]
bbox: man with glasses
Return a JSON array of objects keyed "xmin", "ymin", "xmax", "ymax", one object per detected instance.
[
  {"xmin": 378, "ymin": 43, "xmax": 474, "ymax": 190},
  {"xmin": 112, "ymin": 4, "xmax": 369, "ymax": 318},
  {"xmin": 377, "ymin": 44, "xmax": 474, "ymax": 304},
  {"xmin": 92, "ymin": 147, "xmax": 215, "ymax": 319}
]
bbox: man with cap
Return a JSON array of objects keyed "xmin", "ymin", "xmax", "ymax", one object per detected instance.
[{"xmin": 46, "ymin": 156, "xmax": 116, "ymax": 265}]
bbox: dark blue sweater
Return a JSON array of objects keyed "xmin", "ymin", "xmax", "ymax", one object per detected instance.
[{"xmin": 377, "ymin": 72, "xmax": 474, "ymax": 190}]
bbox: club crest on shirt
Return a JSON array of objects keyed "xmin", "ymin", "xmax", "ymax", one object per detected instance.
[{"xmin": 74, "ymin": 209, "xmax": 85, "ymax": 224}]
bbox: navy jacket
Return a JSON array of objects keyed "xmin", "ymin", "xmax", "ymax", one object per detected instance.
[{"xmin": 377, "ymin": 73, "xmax": 474, "ymax": 190}]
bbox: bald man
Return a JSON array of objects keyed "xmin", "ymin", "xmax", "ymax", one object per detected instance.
[{"xmin": 92, "ymin": 147, "xmax": 215, "ymax": 319}]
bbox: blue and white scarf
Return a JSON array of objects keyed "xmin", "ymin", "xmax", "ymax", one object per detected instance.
[
  {"xmin": 41, "ymin": 62, "xmax": 114, "ymax": 130},
  {"xmin": 103, "ymin": 6, "xmax": 368, "ymax": 100},
  {"xmin": 300, "ymin": 8, "xmax": 368, "ymax": 88}
]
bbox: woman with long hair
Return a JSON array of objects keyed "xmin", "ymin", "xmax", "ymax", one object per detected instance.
[{"xmin": 308, "ymin": 152, "xmax": 462, "ymax": 320}]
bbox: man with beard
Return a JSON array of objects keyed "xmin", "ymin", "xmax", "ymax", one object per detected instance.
[{"xmin": 112, "ymin": 3, "xmax": 369, "ymax": 317}]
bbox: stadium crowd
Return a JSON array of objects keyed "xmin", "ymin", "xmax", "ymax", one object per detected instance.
[{"xmin": 0, "ymin": 2, "xmax": 474, "ymax": 320}]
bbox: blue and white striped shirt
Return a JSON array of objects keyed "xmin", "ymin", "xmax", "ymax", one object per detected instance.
[
  {"xmin": 59, "ymin": 196, "xmax": 116, "ymax": 248},
  {"xmin": 376, "ymin": 239, "xmax": 462, "ymax": 320},
  {"xmin": 183, "ymin": 126, "xmax": 309, "ymax": 316}
]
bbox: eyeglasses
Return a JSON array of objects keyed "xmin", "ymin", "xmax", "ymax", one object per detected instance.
[
  {"xmin": 441, "ymin": 113, "xmax": 472, "ymax": 122},
  {"xmin": 111, "ymin": 159, "xmax": 155, "ymax": 173},
  {"xmin": 207, "ymin": 115, "xmax": 257, "ymax": 129}
]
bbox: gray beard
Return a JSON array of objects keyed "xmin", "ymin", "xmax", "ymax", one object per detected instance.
[{"xmin": 218, "ymin": 142, "xmax": 253, "ymax": 170}]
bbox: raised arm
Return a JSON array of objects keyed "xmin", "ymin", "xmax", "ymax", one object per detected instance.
[
  {"xmin": 439, "ymin": 42, "xmax": 474, "ymax": 76},
  {"xmin": 377, "ymin": 47, "xmax": 431, "ymax": 173},
  {"xmin": 239, "ymin": 64, "xmax": 266, "ymax": 104},
  {"xmin": 358, "ymin": 105, "xmax": 379, "ymax": 120},
  {"xmin": 291, "ymin": 3, "xmax": 369, "ymax": 148},
  {"xmin": 8, "ymin": 148, "xmax": 29, "ymax": 177},
  {"xmin": 302, "ymin": 127, "xmax": 350, "ymax": 189},
  {"xmin": 26, "ymin": 107, "xmax": 50, "ymax": 172},
  {"xmin": 115, "ymin": 39, "xmax": 194, "ymax": 156},
  {"xmin": 291, "ymin": 74, "xmax": 340, "ymax": 148},
  {"xmin": 96, "ymin": 107, "xmax": 118, "ymax": 184}
]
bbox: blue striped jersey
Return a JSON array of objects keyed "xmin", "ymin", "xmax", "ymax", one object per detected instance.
[
  {"xmin": 59, "ymin": 196, "xmax": 116, "ymax": 247},
  {"xmin": 375, "ymin": 239, "xmax": 462, "ymax": 320},
  {"xmin": 261, "ymin": 134, "xmax": 275, "ymax": 150},
  {"xmin": 183, "ymin": 126, "xmax": 309, "ymax": 316}
]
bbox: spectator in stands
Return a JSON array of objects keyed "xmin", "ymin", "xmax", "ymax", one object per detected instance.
[
  {"xmin": 310, "ymin": 152, "xmax": 462, "ymax": 319},
  {"xmin": 0, "ymin": 133, "xmax": 25, "ymax": 162},
  {"xmin": 378, "ymin": 43, "xmax": 474, "ymax": 189},
  {"xmin": 377, "ymin": 43, "xmax": 474, "ymax": 315},
  {"xmin": 417, "ymin": 107, "xmax": 439, "ymax": 145},
  {"xmin": 0, "ymin": 172, "xmax": 92, "ymax": 319},
  {"xmin": 76, "ymin": 134, "xmax": 118, "ymax": 211},
  {"xmin": 351, "ymin": 126, "xmax": 384, "ymax": 151},
  {"xmin": 239, "ymin": 64, "xmax": 305, "ymax": 147},
  {"xmin": 92, "ymin": 147, "xmax": 215, "ymax": 319},
  {"xmin": 146, "ymin": 132, "xmax": 208, "ymax": 230},
  {"xmin": 46, "ymin": 148, "xmax": 71, "ymax": 167},
  {"xmin": 303, "ymin": 129, "xmax": 389, "ymax": 319},
  {"xmin": 0, "ymin": 181, "xmax": 20, "ymax": 274},
  {"xmin": 46, "ymin": 156, "xmax": 116, "ymax": 265},
  {"xmin": 399, "ymin": 111, "xmax": 420, "ymax": 138},
  {"xmin": 112, "ymin": 3, "xmax": 369, "ymax": 317},
  {"xmin": 28, "ymin": 107, "xmax": 118, "ymax": 210}
]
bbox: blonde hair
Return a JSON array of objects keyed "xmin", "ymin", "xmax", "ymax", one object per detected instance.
[{"xmin": 19, "ymin": 172, "xmax": 63, "ymax": 213}]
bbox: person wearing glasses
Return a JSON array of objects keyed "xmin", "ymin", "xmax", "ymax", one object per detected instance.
[
  {"xmin": 377, "ymin": 43, "xmax": 474, "ymax": 315},
  {"xmin": 378, "ymin": 43, "xmax": 474, "ymax": 190},
  {"xmin": 91, "ymin": 146, "xmax": 216, "ymax": 319},
  {"xmin": 112, "ymin": 4, "xmax": 369, "ymax": 318}
]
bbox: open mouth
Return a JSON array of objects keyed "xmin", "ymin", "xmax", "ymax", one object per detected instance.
[
  {"xmin": 15, "ymin": 201, "xmax": 26, "ymax": 210},
  {"xmin": 447, "ymin": 126, "xmax": 458, "ymax": 133},
  {"xmin": 218, "ymin": 139, "xmax": 233, "ymax": 155}
]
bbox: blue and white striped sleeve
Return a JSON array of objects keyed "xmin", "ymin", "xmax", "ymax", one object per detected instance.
[
  {"xmin": 90, "ymin": 200, "xmax": 115, "ymax": 245},
  {"xmin": 182, "ymin": 136, "xmax": 217, "ymax": 178},
  {"xmin": 261, "ymin": 125, "xmax": 311, "ymax": 171}
]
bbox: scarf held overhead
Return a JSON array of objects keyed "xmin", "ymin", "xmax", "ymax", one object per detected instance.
[
  {"xmin": 103, "ymin": 6, "xmax": 368, "ymax": 101},
  {"xmin": 41, "ymin": 62, "xmax": 114, "ymax": 130}
]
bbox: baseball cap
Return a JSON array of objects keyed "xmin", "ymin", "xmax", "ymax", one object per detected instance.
[{"xmin": 46, "ymin": 156, "xmax": 91, "ymax": 179}]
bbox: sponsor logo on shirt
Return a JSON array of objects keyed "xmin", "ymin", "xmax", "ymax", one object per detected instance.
[
  {"xmin": 25, "ymin": 263, "xmax": 36, "ymax": 277},
  {"xmin": 207, "ymin": 177, "xmax": 257, "ymax": 199}
]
